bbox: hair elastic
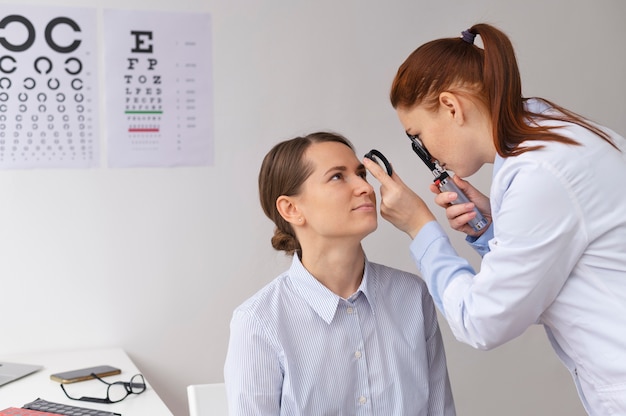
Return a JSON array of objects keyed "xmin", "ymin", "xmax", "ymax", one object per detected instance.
[{"xmin": 461, "ymin": 29, "xmax": 476, "ymax": 45}]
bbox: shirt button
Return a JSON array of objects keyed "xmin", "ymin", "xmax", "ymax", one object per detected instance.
[
  {"xmin": 358, "ymin": 396, "xmax": 367, "ymax": 405},
  {"xmin": 354, "ymin": 350, "xmax": 362, "ymax": 359},
  {"xmin": 346, "ymin": 307, "xmax": 354, "ymax": 314}
]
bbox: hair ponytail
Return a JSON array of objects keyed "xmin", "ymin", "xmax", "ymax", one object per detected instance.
[{"xmin": 391, "ymin": 23, "xmax": 616, "ymax": 157}]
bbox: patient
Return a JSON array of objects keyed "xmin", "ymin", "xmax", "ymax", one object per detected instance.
[{"xmin": 224, "ymin": 131, "xmax": 456, "ymax": 415}]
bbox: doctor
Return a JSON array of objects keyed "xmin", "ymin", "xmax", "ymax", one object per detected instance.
[{"xmin": 363, "ymin": 23, "xmax": 626, "ymax": 415}]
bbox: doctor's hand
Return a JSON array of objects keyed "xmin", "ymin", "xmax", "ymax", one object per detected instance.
[
  {"xmin": 429, "ymin": 175, "xmax": 492, "ymax": 238},
  {"xmin": 363, "ymin": 157, "xmax": 436, "ymax": 240}
]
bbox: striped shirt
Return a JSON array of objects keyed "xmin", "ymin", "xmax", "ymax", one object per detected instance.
[{"xmin": 224, "ymin": 254, "xmax": 456, "ymax": 415}]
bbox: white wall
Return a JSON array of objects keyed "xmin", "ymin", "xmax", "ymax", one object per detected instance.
[{"xmin": 1, "ymin": 0, "xmax": 624, "ymax": 415}]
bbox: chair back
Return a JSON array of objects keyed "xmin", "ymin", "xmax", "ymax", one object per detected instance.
[{"xmin": 187, "ymin": 383, "xmax": 228, "ymax": 416}]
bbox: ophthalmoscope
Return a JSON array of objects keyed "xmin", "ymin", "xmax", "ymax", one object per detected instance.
[{"xmin": 407, "ymin": 133, "xmax": 488, "ymax": 232}]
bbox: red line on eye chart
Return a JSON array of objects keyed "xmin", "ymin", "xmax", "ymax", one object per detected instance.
[{"xmin": 128, "ymin": 128, "xmax": 160, "ymax": 133}]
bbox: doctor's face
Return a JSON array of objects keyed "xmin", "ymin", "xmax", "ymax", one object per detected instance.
[
  {"xmin": 397, "ymin": 104, "xmax": 484, "ymax": 178},
  {"xmin": 295, "ymin": 141, "xmax": 377, "ymax": 242}
]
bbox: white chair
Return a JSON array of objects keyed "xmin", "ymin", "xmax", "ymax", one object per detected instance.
[{"xmin": 187, "ymin": 382, "xmax": 228, "ymax": 416}]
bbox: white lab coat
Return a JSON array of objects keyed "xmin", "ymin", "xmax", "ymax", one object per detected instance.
[{"xmin": 410, "ymin": 99, "xmax": 626, "ymax": 415}]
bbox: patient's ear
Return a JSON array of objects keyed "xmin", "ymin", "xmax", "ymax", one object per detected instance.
[{"xmin": 276, "ymin": 196, "xmax": 303, "ymax": 225}]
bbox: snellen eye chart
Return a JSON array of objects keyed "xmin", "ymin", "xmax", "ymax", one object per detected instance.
[
  {"xmin": 0, "ymin": 7, "xmax": 99, "ymax": 169},
  {"xmin": 104, "ymin": 9, "xmax": 213, "ymax": 168}
]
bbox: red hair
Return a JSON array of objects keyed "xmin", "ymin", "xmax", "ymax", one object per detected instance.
[{"xmin": 390, "ymin": 23, "xmax": 615, "ymax": 157}]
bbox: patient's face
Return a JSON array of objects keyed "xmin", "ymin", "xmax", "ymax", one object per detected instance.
[{"xmin": 295, "ymin": 141, "xmax": 377, "ymax": 242}]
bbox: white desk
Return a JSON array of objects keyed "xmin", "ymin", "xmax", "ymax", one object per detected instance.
[{"xmin": 0, "ymin": 347, "xmax": 173, "ymax": 415}]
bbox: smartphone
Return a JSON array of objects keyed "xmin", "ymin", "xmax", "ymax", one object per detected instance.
[{"xmin": 50, "ymin": 365, "xmax": 121, "ymax": 384}]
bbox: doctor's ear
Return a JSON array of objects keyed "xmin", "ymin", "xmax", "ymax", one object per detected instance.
[
  {"xmin": 439, "ymin": 92, "xmax": 464, "ymax": 122},
  {"xmin": 276, "ymin": 196, "xmax": 304, "ymax": 225}
]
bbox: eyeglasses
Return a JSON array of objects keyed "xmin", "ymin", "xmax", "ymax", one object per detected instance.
[{"xmin": 60, "ymin": 373, "xmax": 146, "ymax": 403}]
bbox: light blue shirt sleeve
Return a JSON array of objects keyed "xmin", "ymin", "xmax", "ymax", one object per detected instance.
[
  {"xmin": 410, "ymin": 221, "xmax": 476, "ymax": 313},
  {"xmin": 224, "ymin": 309, "xmax": 283, "ymax": 414},
  {"xmin": 465, "ymin": 224, "xmax": 493, "ymax": 257}
]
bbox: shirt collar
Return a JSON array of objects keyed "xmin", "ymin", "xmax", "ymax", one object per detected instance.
[
  {"xmin": 493, "ymin": 152, "xmax": 505, "ymax": 177},
  {"xmin": 288, "ymin": 254, "xmax": 376, "ymax": 325}
]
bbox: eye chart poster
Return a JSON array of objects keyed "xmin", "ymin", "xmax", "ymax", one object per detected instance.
[
  {"xmin": 0, "ymin": 7, "xmax": 98, "ymax": 169},
  {"xmin": 104, "ymin": 10, "xmax": 213, "ymax": 168}
]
